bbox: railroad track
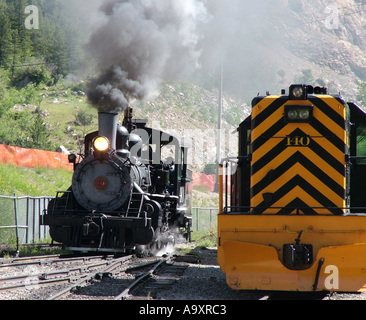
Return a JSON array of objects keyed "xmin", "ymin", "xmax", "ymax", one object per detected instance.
[
  {"xmin": 0, "ymin": 254, "xmax": 121, "ymax": 298},
  {"xmin": 0, "ymin": 252, "xmax": 183, "ymax": 300},
  {"xmin": 0, "ymin": 247, "xmax": 353, "ymax": 301},
  {"xmin": 47, "ymin": 254, "xmax": 134, "ymax": 300},
  {"xmin": 56, "ymin": 254, "xmax": 184, "ymax": 300}
]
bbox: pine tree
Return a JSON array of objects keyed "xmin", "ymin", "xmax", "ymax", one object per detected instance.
[
  {"xmin": 7, "ymin": 0, "xmax": 34, "ymax": 77},
  {"xmin": 28, "ymin": 112, "xmax": 51, "ymax": 150},
  {"xmin": 0, "ymin": 0, "xmax": 13, "ymax": 69},
  {"xmin": 32, "ymin": 2, "xmax": 71, "ymax": 76}
]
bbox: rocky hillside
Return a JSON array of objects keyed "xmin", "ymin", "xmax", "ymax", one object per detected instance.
[
  {"xmin": 131, "ymin": 82, "xmax": 248, "ymax": 172},
  {"xmin": 280, "ymin": 0, "xmax": 366, "ymax": 100},
  {"xmin": 146, "ymin": 0, "xmax": 366, "ymax": 171},
  {"xmin": 214, "ymin": 0, "xmax": 366, "ymax": 102}
]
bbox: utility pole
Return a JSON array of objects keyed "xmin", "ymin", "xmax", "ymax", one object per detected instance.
[{"xmin": 214, "ymin": 46, "xmax": 223, "ymax": 193}]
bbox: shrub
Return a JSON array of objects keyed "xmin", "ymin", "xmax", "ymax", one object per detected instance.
[
  {"xmin": 74, "ymin": 110, "xmax": 93, "ymax": 126},
  {"xmin": 12, "ymin": 58, "xmax": 53, "ymax": 88}
]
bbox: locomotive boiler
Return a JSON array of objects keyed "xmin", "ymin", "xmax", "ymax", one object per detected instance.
[
  {"xmin": 42, "ymin": 109, "xmax": 192, "ymax": 253},
  {"xmin": 218, "ymin": 84, "xmax": 366, "ymax": 292}
]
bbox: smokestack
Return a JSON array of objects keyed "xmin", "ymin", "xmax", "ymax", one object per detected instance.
[{"xmin": 98, "ymin": 112, "xmax": 118, "ymax": 150}]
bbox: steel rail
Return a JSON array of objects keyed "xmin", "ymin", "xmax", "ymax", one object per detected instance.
[
  {"xmin": 46, "ymin": 255, "xmax": 133, "ymax": 300},
  {"xmin": 114, "ymin": 255, "xmax": 172, "ymax": 300},
  {"xmin": 0, "ymin": 254, "xmax": 113, "ymax": 268},
  {"xmin": 0, "ymin": 259, "xmax": 119, "ymax": 291}
]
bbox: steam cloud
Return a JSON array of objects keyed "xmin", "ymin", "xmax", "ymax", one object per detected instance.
[{"xmin": 86, "ymin": 0, "xmax": 208, "ymax": 112}]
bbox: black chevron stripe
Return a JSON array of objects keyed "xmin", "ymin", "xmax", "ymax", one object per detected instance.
[
  {"xmin": 251, "ymin": 128, "xmax": 345, "ymax": 176},
  {"xmin": 251, "ymin": 117, "xmax": 285, "ymax": 153},
  {"xmin": 308, "ymin": 97, "xmax": 345, "ymax": 129},
  {"xmin": 310, "ymin": 117, "xmax": 346, "ymax": 153},
  {"xmin": 251, "ymin": 96, "xmax": 265, "ymax": 107},
  {"xmin": 252, "ymin": 137, "xmax": 287, "ymax": 175},
  {"xmin": 253, "ymin": 174, "xmax": 344, "ymax": 215},
  {"xmin": 251, "ymin": 151, "xmax": 345, "ymax": 199},
  {"xmin": 251, "ymin": 96, "xmax": 288, "ymax": 129},
  {"xmin": 276, "ymin": 198, "xmax": 318, "ymax": 215}
]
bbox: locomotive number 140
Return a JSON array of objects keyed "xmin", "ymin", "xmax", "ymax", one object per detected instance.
[{"xmin": 286, "ymin": 136, "xmax": 311, "ymax": 147}]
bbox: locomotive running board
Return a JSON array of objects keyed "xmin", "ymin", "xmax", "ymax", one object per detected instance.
[{"xmin": 221, "ymin": 241, "xmax": 366, "ymax": 292}]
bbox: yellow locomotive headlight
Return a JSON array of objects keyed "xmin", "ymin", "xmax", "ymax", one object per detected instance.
[
  {"xmin": 292, "ymin": 87, "xmax": 304, "ymax": 99},
  {"xmin": 289, "ymin": 84, "xmax": 307, "ymax": 100},
  {"xmin": 93, "ymin": 136, "xmax": 110, "ymax": 152},
  {"xmin": 299, "ymin": 109, "xmax": 310, "ymax": 120},
  {"xmin": 287, "ymin": 109, "xmax": 298, "ymax": 120},
  {"xmin": 285, "ymin": 105, "xmax": 313, "ymax": 123}
]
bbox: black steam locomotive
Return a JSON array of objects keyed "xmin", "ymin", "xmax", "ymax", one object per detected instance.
[{"xmin": 42, "ymin": 109, "xmax": 192, "ymax": 253}]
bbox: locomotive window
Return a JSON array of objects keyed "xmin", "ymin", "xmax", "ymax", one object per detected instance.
[{"xmin": 356, "ymin": 124, "xmax": 366, "ymax": 164}]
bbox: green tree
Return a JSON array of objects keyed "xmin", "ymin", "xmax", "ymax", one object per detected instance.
[
  {"xmin": 27, "ymin": 112, "xmax": 51, "ymax": 150},
  {"xmin": 32, "ymin": 16, "xmax": 68, "ymax": 75},
  {"xmin": 0, "ymin": 0, "xmax": 13, "ymax": 68},
  {"xmin": 7, "ymin": 0, "xmax": 34, "ymax": 76},
  {"xmin": 0, "ymin": 0, "xmax": 88, "ymax": 80}
]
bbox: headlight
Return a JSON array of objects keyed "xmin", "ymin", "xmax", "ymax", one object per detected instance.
[
  {"xmin": 299, "ymin": 109, "xmax": 310, "ymax": 120},
  {"xmin": 289, "ymin": 84, "xmax": 307, "ymax": 100},
  {"xmin": 93, "ymin": 136, "xmax": 109, "ymax": 152},
  {"xmin": 292, "ymin": 87, "xmax": 304, "ymax": 99},
  {"xmin": 287, "ymin": 109, "xmax": 298, "ymax": 120},
  {"xmin": 285, "ymin": 105, "xmax": 313, "ymax": 123}
]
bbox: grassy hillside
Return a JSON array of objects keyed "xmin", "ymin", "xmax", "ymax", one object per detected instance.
[
  {"xmin": 0, "ymin": 164, "xmax": 72, "ymax": 197},
  {"xmin": 27, "ymin": 85, "xmax": 99, "ymax": 153}
]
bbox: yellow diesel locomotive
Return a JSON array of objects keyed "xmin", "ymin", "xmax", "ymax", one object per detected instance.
[{"xmin": 218, "ymin": 84, "xmax": 366, "ymax": 292}]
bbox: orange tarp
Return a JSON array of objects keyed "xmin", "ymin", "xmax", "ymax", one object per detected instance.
[
  {"xmin": 0, "ymin": 144, "xmax": 73, "ymax": 171},
  {"xmin": 0, "ymin": 144, "xmax": 220, "ymax": 189},
  {"xmin": 192, "ymin": 172, "xmax": 216, "ymax": 192}
]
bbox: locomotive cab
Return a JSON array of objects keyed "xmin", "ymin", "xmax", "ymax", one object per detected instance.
[{"xmin": 218, "ymin": 84, "xmax": 366, "ymax": 292}]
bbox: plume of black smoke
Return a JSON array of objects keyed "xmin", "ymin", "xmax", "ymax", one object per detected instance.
[
  {"xmin": 86, "ymin": 0, "xmax": 208, "ymax": 112},
  {"xmin": 87, "ymin": 65, "xmax": 147, "ymax": 111}
]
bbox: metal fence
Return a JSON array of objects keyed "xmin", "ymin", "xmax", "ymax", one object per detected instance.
[
  {"xmin": 0, "ymin": 195, "xmax": 53, "ymax": 246},
  {"xmin": 0, "ymin": 194, "xmax": 218, "ymax": 247},
  {"xmin": 191, "ymin": 207, "xmax": 218, "ymax": 232}
]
